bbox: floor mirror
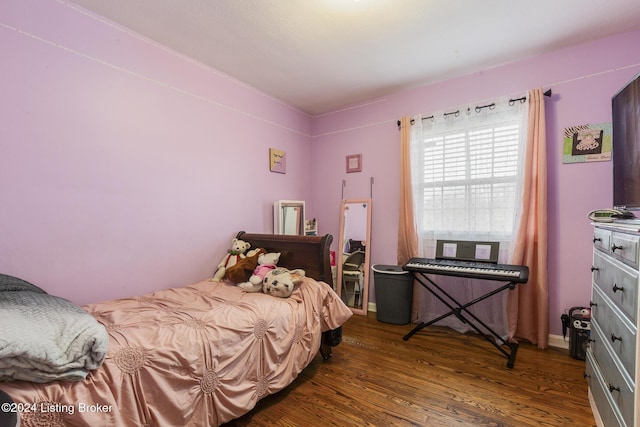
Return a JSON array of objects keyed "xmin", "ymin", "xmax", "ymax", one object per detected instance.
[
  {"xmin": 336, "ymin": 198, "xmax": 371, "ymax": 315},
  {"xmin": 273, "ymin": 200, "xmax": 305, "ymax": 235}
]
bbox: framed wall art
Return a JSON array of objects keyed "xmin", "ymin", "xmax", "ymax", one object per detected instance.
[
  {"xmin": 563, "ymin": 123, "xmax": 612, "ymax": 164},
  {"xmin": 269, "ymin": 148, "xmax": 286, "ymax": 173},
  {"xmin": 346, "ymin": 154, "xmax": 362, "ymax": 173}
]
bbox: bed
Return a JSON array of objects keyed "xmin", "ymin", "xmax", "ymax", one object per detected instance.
[{"xmin": 0, "ymin": 232, "xmax": 352, "ymax": 426}]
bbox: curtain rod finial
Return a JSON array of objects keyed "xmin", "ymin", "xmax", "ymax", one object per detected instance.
[{"xmin": 543, "ymin": 89, "xmax": 552, "ymax": 97}]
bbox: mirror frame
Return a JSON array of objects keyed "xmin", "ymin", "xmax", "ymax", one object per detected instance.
[
  {"xmin": 273, "ymin": 200, "xmax": 305, "ymax": 235},
  {"xmin": 336, "ymin": 198, "xmax": 372, "ymax": 315}
]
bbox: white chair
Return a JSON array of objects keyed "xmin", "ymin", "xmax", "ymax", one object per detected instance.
[{"xmin": 342, "ymin": 251, "xmax": 365, "ymax": 307}]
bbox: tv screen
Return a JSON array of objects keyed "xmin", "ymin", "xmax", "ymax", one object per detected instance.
[{"xmin": 612, "ymin": 72, "xmax": 640, "ymax": 212}]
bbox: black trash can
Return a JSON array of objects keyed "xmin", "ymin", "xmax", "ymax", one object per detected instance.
[{"xmin": 372, "ymin": 265, "xmax": 413, "ymax": 325}]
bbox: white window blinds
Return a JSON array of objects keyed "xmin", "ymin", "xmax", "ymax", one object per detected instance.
[{"xmin": 411, "ymin": 96, "xmax": 528, "ymax": 243}]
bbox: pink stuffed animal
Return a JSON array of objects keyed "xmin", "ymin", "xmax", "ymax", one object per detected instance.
[{"xmin": 237, "ymin": 252, "xmax": 280, "ymax": 293}]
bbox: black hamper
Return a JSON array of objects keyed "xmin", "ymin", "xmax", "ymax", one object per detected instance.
[{"xmin": 372, "ymin": 265, "xmax": 413, "ymax": 325}]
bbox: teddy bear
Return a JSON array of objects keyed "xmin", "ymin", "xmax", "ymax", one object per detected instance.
[
  {"xmin": 262, "ymin": 267, "xmax": 305, "ymax": 298},
  {"xmin": 236, "ymin": 252, "xmax": 280, "ymax": 293},
  {"xmin": 211, "ymin": 238, "xmax": 251, "ymax": 281},
  {"xmin": 225, "ymin": 248, "xmax": 266, "ymax": 285}
]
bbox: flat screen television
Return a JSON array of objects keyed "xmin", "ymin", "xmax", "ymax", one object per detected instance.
[{"xmin": 612, "ymin": 72, "xmax": 640, "ymax": 217}]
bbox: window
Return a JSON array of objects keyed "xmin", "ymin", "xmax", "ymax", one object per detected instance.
[{"xmin": 411, "ymin": 97, "xmax": 528, "ymax": 246}]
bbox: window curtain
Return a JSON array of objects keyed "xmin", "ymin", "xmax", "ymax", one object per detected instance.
[
  {"xmin": 397, "ymin": 117, "xmax": 419, "ymax": 319},
  {"xmin": 507, "ymin": 88, "xmax": 549, "ymax": 348},
  {"xmin": 398, "ymin": 116, "xmax": 418, "ymax": 266}
]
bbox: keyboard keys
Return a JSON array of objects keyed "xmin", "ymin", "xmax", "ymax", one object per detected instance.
[{"xmin": 404, "ymin": 258, "xmax": 528, "ymax": 283}]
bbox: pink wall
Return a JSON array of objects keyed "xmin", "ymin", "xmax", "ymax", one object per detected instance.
[
  {"xmin": 311, "ymin": 30, "xmax": 640, "ymax": 336},
  {"xmin": 3, "ymin": 1, "xmax": 640, "ymax": 339},
  {"xmin": 0, "ymin": 0, "xmax": 314, "ymax": 304}
]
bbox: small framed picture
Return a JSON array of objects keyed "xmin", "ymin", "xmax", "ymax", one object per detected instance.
[
  {"xmin": 269, "ymin": 148, "xmax": 286, "ymax": 173},
  {"xmin": 346, "ymin": 154, "xmax": 362, "ymax": 173}
]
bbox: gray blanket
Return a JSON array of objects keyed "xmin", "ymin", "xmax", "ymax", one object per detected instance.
[{"xmin": 0, "ymin": 274, "xmax": 109, "ymax": 383}]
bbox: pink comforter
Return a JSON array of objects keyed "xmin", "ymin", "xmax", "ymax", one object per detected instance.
[{"xmin": 0, "ymin": 277, "xmax": 352, "ymax": 426}]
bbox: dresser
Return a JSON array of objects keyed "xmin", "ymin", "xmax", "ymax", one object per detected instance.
[{"xmin": 587, "ymin": 223, "xmax": 640, "ymax": 427}]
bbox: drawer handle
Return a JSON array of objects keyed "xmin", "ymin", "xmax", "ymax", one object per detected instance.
[
  {"xmin": 589, "ymin": 301, "xmax": 597, "ymax": 308},
  {"xmin": 611, "ymin": 244, "xmax": 624, "ymax": 252},
  {"xmin": 593, "ymin": 237, "xmax": 601, "ymax": 243},
  {"xmin": 610, "ymin": 333, "xmax": 622, "ymax": 343},
  {"xmin": 590, "ymin": 266, "xmax": 599, "ymax": 272},
  {"xmin": 608, "ymin": 384, "xmax": 620, "ymax": 393},
  {"xmin": 612, "ymin": 284, "xmax": 624, "ymax": 293}
]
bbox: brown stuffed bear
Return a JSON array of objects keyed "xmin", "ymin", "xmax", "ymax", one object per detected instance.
[{"xmin": 224, "ymin": 248, "xmax": 266, "ymax": 284}]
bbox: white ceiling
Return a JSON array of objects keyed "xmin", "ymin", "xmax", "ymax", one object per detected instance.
[{"xmin": 70, "ymin": 0, "xmax": 640, "ymax": 116}]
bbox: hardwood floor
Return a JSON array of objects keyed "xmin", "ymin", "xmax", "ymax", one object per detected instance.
[{"xmin": 227, "ymin": 312, "xmax": 596, "ymax": 426}]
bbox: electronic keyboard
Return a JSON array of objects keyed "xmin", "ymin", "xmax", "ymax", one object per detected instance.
[{"xmin": 403, "ymin": 258, "xmax": 529, "ymax": 283}]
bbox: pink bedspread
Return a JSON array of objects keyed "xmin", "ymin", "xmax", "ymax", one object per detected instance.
[{"xmin": 0, "ymin": 278, "xmax": 352, "ymax": 426}]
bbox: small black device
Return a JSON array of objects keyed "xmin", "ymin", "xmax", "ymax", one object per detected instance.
[{"xmin": 561, "ymin": 306, "xmax": 591, "ymax": 360}]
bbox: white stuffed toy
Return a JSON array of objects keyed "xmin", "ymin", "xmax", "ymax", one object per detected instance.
[
  {"xmin": 211, "ymin": 238, "xmax": 251, "ymax": 281},
  {"xmin": 262, "ymin": 267, "xmax": 305, "ymax": 298},
  {"xmin": 237, "ymin": 252, "xmax": 280, "ymax": 293}
]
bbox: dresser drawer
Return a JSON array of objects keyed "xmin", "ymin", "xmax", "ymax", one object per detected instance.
[
  {"xmin": 586, "ymin": 333, "xmax": 636, "ymax": 427},
  {"xmin": 611, "ymin": 231, "xmax": 640, "ymax": 268},
  {"xmin": 586, "ymin": 350, "xmax": 625, "ymax": 427},
  {"xmin": 589, "ymin": 291, "xmax": 637, "ymax": 379},
  {"xmin": 593, "ymin": 251, "xmax": 639, "ymax": 324},
  {"xmin": 594, "ymin": 228, "xmax": 612, "ymax": 254}
]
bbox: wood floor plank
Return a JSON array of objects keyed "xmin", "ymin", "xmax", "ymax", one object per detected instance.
[{"xmin": 226, "ymin": 312, "xmax": 595, "ymax": 426}]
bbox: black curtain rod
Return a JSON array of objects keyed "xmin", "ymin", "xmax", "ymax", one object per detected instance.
[
  {"xmin": 506, "ymin": 89, "xmax": 552, "ymax": 106},
  {"xmin": 397, "ymin": 89, "xmax": 552, "ymax": 128}
]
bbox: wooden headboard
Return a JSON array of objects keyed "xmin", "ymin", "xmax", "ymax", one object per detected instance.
[{"xmin": 235, "ymin": 232, "xmax": 333, "ymax": 285}]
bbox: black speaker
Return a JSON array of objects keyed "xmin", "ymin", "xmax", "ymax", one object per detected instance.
[
  {"xmin": 569, "ymin": 323, "xmax": 590, "ymax": 360},
  {"xmin": 562, "ymin": 307, "xmax": 591, "ymax": 360}
]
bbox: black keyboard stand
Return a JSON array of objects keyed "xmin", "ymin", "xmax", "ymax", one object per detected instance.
[{"xmin": 403, "ymin": 272, "xmax": 521, "ymax": 369}]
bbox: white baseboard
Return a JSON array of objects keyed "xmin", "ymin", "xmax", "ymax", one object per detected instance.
[
  {"xmin": 369, "ymin": 302, "xmax": 569, "ymax": 350},
  {"xmin": 548, "ymin": 334, "xmax": 569, "ymax": 350}
]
